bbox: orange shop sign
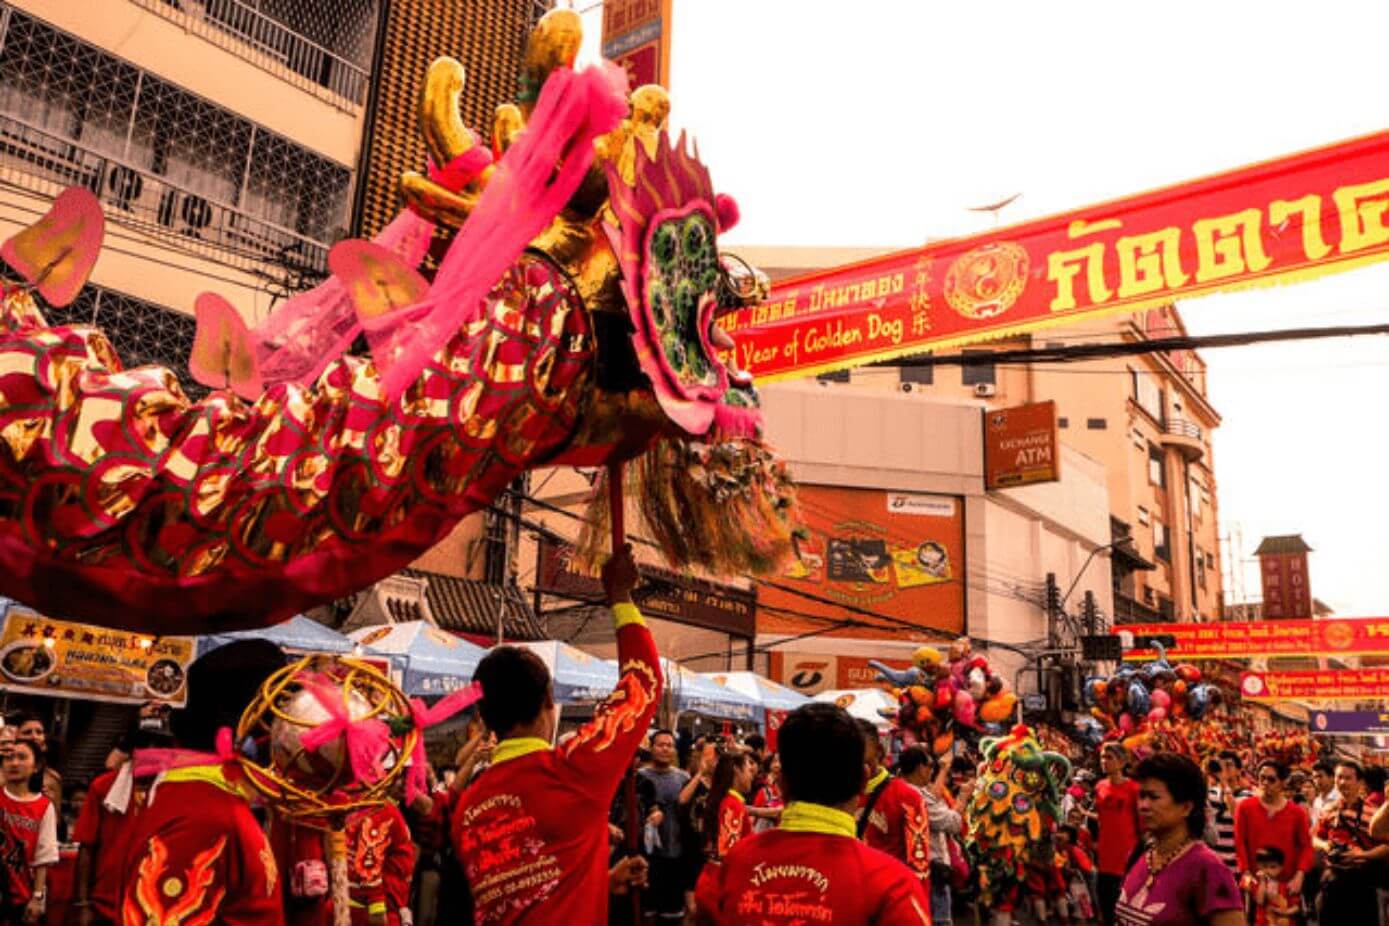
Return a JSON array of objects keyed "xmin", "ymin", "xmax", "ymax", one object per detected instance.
[
  {"xmin": 1240, "ymin": 668, "xmax": 1389, "ymax": 703},
  {"xmin": 769, "ymin": 651, "xmax": 911, "ymax": 696},
  {"xmin": 1122, "ymin": 617, "xmax": 1389, "ymax": 661},
  {"xmin": 984, "ymin": 401, "xmax": 1060, "ymax": 490}
]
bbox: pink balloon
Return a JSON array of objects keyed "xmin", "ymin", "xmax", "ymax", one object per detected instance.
[
  {"xmin": 1118, "ymin": 713, "xmax": 1135, "ymax": 733},
  {"xmin": 1150, "ymin": 689, "xmax": 1171, "ymax": 710},
  {"xmin": 1148, "ymin": 707, "xmax": 1168, "ymax": 723},
  {"xmin": 953, "ymin": 689, "xmax": 977, "ymax": 726}
]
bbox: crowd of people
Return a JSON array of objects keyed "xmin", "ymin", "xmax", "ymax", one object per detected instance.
[{"xmin": 0, "ymin": 549, "xmax": 1382, "ymax": 925}]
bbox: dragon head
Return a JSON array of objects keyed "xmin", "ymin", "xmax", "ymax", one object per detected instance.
[{"xmin": 401, "ymin": 11, "xmax": 794, "ymax": 576}]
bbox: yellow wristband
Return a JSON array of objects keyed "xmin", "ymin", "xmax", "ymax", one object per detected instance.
[
  {"xmin": 367, "ymin": 902, "xmax": 387, "ymax": 915},
  {"xmin": 612, "ymin": 602, "xmax": 644, "ymax": 629}
]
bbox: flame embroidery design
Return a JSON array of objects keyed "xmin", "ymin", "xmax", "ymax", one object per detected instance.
[
  {"xmin": 349, "ymin": 813, "xmax": 390, "ymax": 887},
  {"xmin": 122, "ymin": 835, "xmax": 227, "ymax": 926},
  {"xmin": 717, "ymin": 805, "xmax": 743, "ymax": 859},
  {"xmin": 903, "ymin": 803, "xmax": 931, "ymax": 880},
  {"xmin": 563, "ymin": 659, "xmax": 657, "ymax": 755}
]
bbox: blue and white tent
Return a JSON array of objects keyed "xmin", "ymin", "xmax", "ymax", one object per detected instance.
[
  {"xmin": 516, "ymin": 640, "xmax": 620, "ymax": 705},
  {"xmin": 348, "ymin": 622, "xmax": 485, "ymax": 696},
  {"xmin": 664, "ymin": 660, "xmax": 762, "ymax": 724},
  {"xmin": 699, "ymin": 671, "xmax": 811, "ymax": 713},
  {"xmin": 197, "ymin": 615, "xmax": 358, "ymax": 659}
]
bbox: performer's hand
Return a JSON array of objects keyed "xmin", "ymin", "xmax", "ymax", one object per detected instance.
[
  {"xmin": 603, "ymin": 543, "xmax": 639, "ymax": 605},
  {"xmin": 22, "ymin": 897, "xmax": 41, "ymax": 925},
  {"xmin": 609, "ymin": 855, "xmax": 648, "ymax": 894}
]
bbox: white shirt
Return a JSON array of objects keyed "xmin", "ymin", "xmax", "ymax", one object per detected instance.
[{"xmin": 1310, "ymin": 787, "xmax": 1340, "ymax": 831}]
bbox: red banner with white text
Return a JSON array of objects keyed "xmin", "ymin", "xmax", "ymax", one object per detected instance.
[
  {"xmin": 721, "ymin": 131, "xmax": 1389, "ymax": 381},
  {"xmin": 1122, "ymin": 617, "xmax": 1389, "ymax": 661},
  {"xmin": 1241, "ymin": 668, "xmax": 1389, "ymax": 703}
]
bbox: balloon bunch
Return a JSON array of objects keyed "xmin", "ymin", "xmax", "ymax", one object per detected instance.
[
  {"xmin": 1074, "ymin": 644, "xmax": 1223, "ymax": 759},
  {"xmin": 1254, "ymin": 730, "xmax": 1320, "ymax": 771},
  {"xmin": 870, "ymin": 638, "xmax": 1017, "ymax": 755}
]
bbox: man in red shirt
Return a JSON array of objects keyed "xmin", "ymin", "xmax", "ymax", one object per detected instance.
[
  {"xmin": 70, "ymin": 727, "xmax": 162, "ymax": 926},
  {"xmin": 1234, "ymin": 760, "xmax": 1312, "ymax": 899},
  {"xmin": 120, "ymin": 640, "xmax": 288, "ymax": 926},
  {"xmin": 704, "ymin": 702, "xmax": 931, "ymax": 925},
  {"xmin": 855, "ymin": 719, "xmax": 931, "ymax": 890},
  {"xmin": 1093, "ymin": 743, "xmax": 1140, "ymax": 926},
  {"xmin": 451, "ymin": 544, "xmax": 662, "ymax": 924}
]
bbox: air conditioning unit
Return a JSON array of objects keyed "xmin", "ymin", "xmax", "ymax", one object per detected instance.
[{"xmin": 973, "ymin": 383, "xmax": 997, "ymax": 397}]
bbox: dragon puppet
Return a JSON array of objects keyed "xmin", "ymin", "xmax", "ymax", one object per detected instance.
[
  {"xmin": 0, "ymin": 10, "xmax": 797, "ymax": 635},
  {"xmin": 964, "ymin": 724, "xmax": 1072, "ymax": 912}
]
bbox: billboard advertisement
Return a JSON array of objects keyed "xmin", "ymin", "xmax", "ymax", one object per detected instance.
[
  {"xmin": 768, "ymin": 651, "xmax": 912, "ymax": 697},
  {"xmin": 761, "ymin": 486, "xmax": 966, "ymax": 640},
  {"xmin": 984, "ymin": 401, "xmax": 1060, "ymax": 489}
]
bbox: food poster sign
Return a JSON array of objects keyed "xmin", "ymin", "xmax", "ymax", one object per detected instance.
[
  {"xmin": 0, "ymin": 608, "xmax": 194, "ymax": 706},
  {"xmin": 762, "ymin": 487, "xmax": 965, "ymax": 639}
]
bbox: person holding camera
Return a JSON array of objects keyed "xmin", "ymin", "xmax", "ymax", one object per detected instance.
[{"xmin": 1312, "ymin": 760, "xmax": 1389, "ymax": 922}]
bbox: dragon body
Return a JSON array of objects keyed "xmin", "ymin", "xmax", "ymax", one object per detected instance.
[{"xmin": 0, "ymin": 12, "xmax": 795, "ymax": 634}]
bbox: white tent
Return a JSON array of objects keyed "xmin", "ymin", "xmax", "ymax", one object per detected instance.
[{"xmin": 812, "ymin": 687, "xmax": 896, "ymax": 729}]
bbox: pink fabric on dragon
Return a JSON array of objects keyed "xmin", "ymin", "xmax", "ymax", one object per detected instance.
[
  {"xmin": 404, "ymin": 683, "xmax": 483, "ymax": 804},
  {"xmin": 367, "ymin": 62, "xmax": 629, "ymax": 401},
  {"xmin": 250, "ymin": 209, "xmax": 438, "ymax": 387},
  {"xmin": 297, "ymin": 671, "xmax": 393, "ymax": 784}
]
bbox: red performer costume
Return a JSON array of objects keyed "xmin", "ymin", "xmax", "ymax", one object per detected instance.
[
  {"xmin": 275, "ymin": 803, "xmax": 417, "ymax": 926},
  {"xmin": 860, "ymin": 769, "xmax": 932, "ymax": 888},
  {"xmin": 71, "ymin": 763, "xmax": 148, "ymax": 923},
  {"xmin": 693, "ymin": 789, "xmax": 753, "ymax": 914},
  {"xmin": 451, "ymin": 589, "xmax": 661, "ymax": 925},
  {"xmin": 710, "ymin": 802, "xmax": 931, "ymax": 925},
  {"xmin": 117, "ymin": 639, "xmax": 288, "ymax": 926},
  {"xmin": 119, "ymin": 763, "xmax": 283, "ymax": 926}
]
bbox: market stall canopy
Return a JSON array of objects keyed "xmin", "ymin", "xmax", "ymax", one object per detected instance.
[
  {"xmin": 197, "ymin": 615, "xmax": 358, "ymax": 659},
  {"xmin": 348, "ymin": 622, "xmax": 485, "ymax": 696},
  {"xmin": 813, "ymin": 688, "xmax": 896, "ymax": 729},
  {"xmin": 665, "ymin": 660, "xmax": 762, "ymax": 723},
  {"xmin": 516, "ymin": 640, "xmax": 620, "ymax": 705},
  {"xmin": 701, "ymin": 671, "xmax": 811, "ymax": 712}
]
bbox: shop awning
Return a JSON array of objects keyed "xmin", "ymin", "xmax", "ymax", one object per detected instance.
[
  {"xmin": 812, "ymin": 688, "xmax": 896, "ymax": 729},
  {"xmin": 198, "ymin": 615, "xmax": 358, "ymax": 659},
  {"xmin": 664, "ymin": 660, "xmax": 762, "ymax": 723},
  {"xmin": 700, "ymin": 671, "xmax": 811, "ymax": 712},
  {"xmin": 348, "ymin": 622, "xmax": 486, "ymax": 697},
  {"xmin": 516, "ymin": 640, "xmax": 621, "ymax": 705}
]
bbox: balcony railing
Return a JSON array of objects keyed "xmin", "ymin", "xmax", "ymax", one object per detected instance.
[
  {"xmin": 0, "ymin": 112, "xmax": 328, "ymax": 277},
  {"xmin": 1166, "ymin": 418, "xmax": 1202, "ymax": 441},
  {"xmin": 132, "ymin": 0, "xmax": 372, "ymax": 107}
]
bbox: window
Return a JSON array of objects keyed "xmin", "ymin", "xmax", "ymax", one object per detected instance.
[
  {"xmin": 1196, "ymin": 549, "xmax": 1208, "ymax": 588},
  {"xmin": 900, "ymin": 364, "xmax": 933, "ymax": 385},
  {"xmin": 1131, "ymin": 369, "xmax": 1165, "ymax": 423},
  {"xmin": 1153, "ymin": 522, "xmax": 1170, "ymax": 562},
  {"xmin": 817, "ymin": 370, "xmax": 850, "ymax": 384},
  {"xmin": 1148, "ymin": 445, "xmax": 1166, "ymax": 487},
  {"xmin": 961, "ymin": 350, "xmax": 996, "ymax": 385},
  {"xmin": 1136, "ymin": 506, "xmax": 1150, "ymax": 526},
  {"xmin": 1057, "ymin": 417, "xmax": 1069, "ymax": 429},
  {"xmin": 1189, "ymin": 479, "xmax": 1202, "ymax": 519},
  {"xmin": 1086, "ymin": 418, "xmax": 1107, "ymax": 430}
]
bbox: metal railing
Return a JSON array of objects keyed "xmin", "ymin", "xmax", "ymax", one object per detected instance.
[
  {"xmin": 132, "ymin": 0, "xmax": 371, "ymax": 107},
  {"xmin": 1165, "ymin": 418, "xmax": 1203, "ymax": 442},
  {"xmin": 0, "ymin": 112, "xmax": 328, "ymax": 277}
]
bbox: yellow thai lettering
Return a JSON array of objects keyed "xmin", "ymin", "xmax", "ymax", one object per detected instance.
[
  {"xmin": 1333, "ymin": 178, "xmax": 1389, "ymax": 253},
  {"xmin": 1268, "ymin": 195, "xmax": 1331, "ymax": 261},
  {"xmin": 1192, "ymin": 208, "xmax": 1270, "ymax": 283},
  {"xmin": 1115, "ymin": 227, "xmax": 1187, "ymax": 298},
  {"xmin": 1047, "ymin": 242, "xmax": 1111, "ymax": 311}
]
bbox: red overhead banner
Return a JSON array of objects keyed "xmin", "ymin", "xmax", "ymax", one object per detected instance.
[
  {"xmin": 1122, "ymin": 617, "xmax": 1389, "ymax": 661},
  {"xmin": 721, "ymin": 131, "xmax": 1389, "ymax": 381},
  {"xmin": 1240, "ymin": 668, "xmax": 1389, "ymax": 703}
]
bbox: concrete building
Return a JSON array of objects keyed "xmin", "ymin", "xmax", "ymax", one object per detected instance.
[{"xmin": 737, "ymin": 244, "xmax": 1225, "ymax": 626}]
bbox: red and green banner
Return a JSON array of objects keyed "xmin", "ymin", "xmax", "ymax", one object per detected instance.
[
  {"xmin": 1122, "ymin": 617, "xmax": 1389, "ymax": 662},
  {"xmin": 1241, "ymin": 668, "xmax": 1389, "ymax": 703},
  {"xmin": 722, "ymin": 131, "xmax": 1389, "ymax": 381}
]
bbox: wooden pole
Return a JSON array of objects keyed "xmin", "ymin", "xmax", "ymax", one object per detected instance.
[{"xmin": 609, "ymin": 461, "xmax": 642, "ymax": 922}]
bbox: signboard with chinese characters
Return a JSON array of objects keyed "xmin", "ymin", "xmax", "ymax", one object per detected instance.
[
  {"xmin": 0, "ymin": 607, "xmax": 195, "ymax": 706},
  {"xmin": 537, "ymin": 539, "xmax": 755, "ymax": 637},
  {"xmin": 1240, "ymin": 668, "xmax": 1389, "ymax": 703},
  {"xmin": 1259, "ymin": 552, "xmax": 1311, "ymax": 619},
  {"xmin": 601, "ymin": 0, "xmax": 672, "ymax": 88},
  {"xmin": 1121, "ymin": 617, "xmax": 1389, "ymax": 661},
  {"xmin": 983, "ymin": 401, "xmax": 1060, "ymax": 489},
  {"xmin": 1310, "ymin": 710, "xmax": 1389, "ymax": 736}
]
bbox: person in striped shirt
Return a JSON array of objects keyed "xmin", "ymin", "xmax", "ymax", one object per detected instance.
[{"xmin": 1205, "ymin": 751, "xmax": 1247, "ymax": 877}]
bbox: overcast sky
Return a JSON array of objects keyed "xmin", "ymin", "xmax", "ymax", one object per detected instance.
[{"xmin": 577, "ymin": 1, "xmax": 1389, "ymax": 614}]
